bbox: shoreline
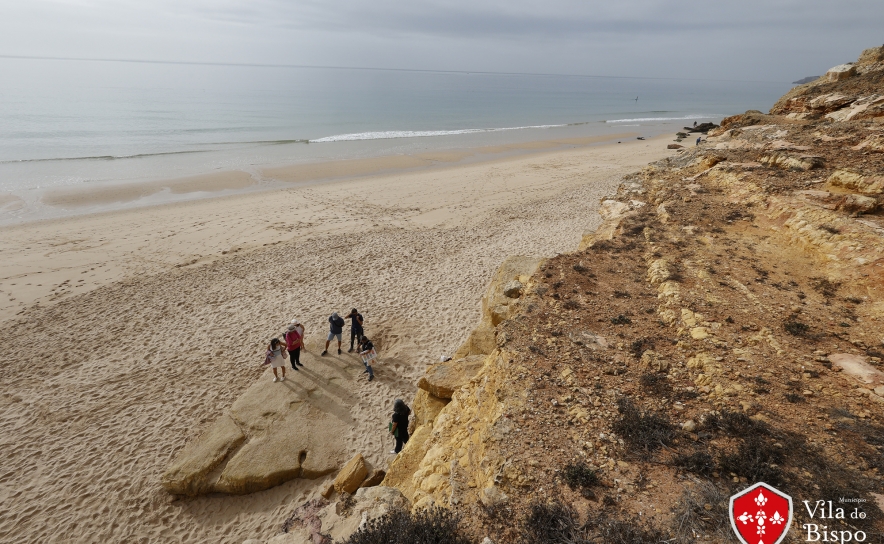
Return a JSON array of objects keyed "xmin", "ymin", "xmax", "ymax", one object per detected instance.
[
  {"xmin": 2, "ymin": 132, "xmax": 650, "ymax": 227},
  {"xmin": 0, "ymin": 134, "xmax": 674, "ymax": 325}
]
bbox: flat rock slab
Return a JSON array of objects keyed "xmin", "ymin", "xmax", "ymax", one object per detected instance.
[
  {"xmin": 830, "ymin": 353, "xmax": 884, "ymax": 386},
  {"xmin": 163, "ymin": 349, "xmax": 355, "ymax": 495},
  {"xmin": 162, "ymin": 414, "xmax": 244, "ymax": 495},
  {"xmin": 418, "ymin": 355, "xmax": 486, "ymax": 399}
]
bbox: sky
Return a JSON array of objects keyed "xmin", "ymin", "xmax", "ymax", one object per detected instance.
[{"xmin": 0, "ymin": 0, "xmax": 882, "ymax": 81}]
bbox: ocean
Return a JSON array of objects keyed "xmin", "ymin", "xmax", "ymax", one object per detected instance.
[{"xmin": 0, "ymin": 58, "xmax": 791, "ymax": 223}]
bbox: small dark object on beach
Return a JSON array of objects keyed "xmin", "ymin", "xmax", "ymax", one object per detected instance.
[
  {"xmin": 611, "ymin": 314, "xmax": 632, "ymax": 325},
  {"xmin": 637, "ymin": 137, "xmax": 645, "ymax": 140},
  {"xmin": 685, "ymin": 122, "xmax": 719, "ymax": 133}
]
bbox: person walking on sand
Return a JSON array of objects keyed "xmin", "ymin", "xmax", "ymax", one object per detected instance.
[
  {"xmin": 285, "ymin": 319, "xmax": 305, "ymax": 370},
  {"xmin": 266, "ymin": 338, "xmax": 288, "ymax": 382},
  {"xmin": 358, "ymin": 335, "xmax": 376, "ymax": 381},
  {"xmin": 322, "ymin": 312, "xmax": 346, "ymax": 356},
  {"xmin": 344, "ymin": 308, "xmax": 364, "ymax": 352},
  {"xmin": 389, "ymin": 399, "xmax": 411, "ymax": 454},
  {"xmin": 696, "ymin": 136, "xmax": 702, "ymax": 146}
]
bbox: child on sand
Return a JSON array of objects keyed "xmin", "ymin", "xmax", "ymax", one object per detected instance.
[
  {"xmin": 285, "ymin": 319, "xmax": 305, "ymax": 370},
  {"xmin": 358, "ymin": 335, "xmax": 376, "ymax": 381},
  {"xmin": 389, "ymin": 399, "xmax": 411, "ymax": 454},
  {"xmin": 266, "ymin": 338, "xmax": 288, "ymax": 382}
]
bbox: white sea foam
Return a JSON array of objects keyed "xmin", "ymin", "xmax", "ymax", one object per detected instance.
[
  {"xmin": 606, "ymin": 114, "xmax": 719, "ymax": 124},
  {"xmin": 309, "ymin": 124, "xmax": 567, "ymax": 143}
]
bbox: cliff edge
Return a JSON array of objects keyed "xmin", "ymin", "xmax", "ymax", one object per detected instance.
[{"xmin": 375, "ymin": 45, "xmax": 884, "ymax": 543}]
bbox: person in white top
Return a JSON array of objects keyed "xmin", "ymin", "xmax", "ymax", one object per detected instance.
[{"xmin": 266, "ymin": 337, "xmax": 288, "ymax": 382}]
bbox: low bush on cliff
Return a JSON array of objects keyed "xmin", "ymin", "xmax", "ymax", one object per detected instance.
[
  {"xmin": 341, "ymin": 507, "xmax": 471, "ymax": 544},
  {"xmin": 517, "ymin": 501, "xmax": 589, "ymax": 544},
  {"xmin": 516, "ymin": 500, "xmax": 667, "ymax": 544},
  {"xmin": 612, "ymin": 398, "xmax": 674, "ymax": 457},
  {"xmin": 638, "ymin": 372, "xmax": 671, "ymax": 395},
  {"xmin": 672, "ymin": 482, "xmax": 734, "ymax": 544},
  {"xmin": 783, "ymin": 320, "xmax": 810, "ymax": 336},
  {"xmin": 671, "ymin": 450, "xmax": 716, "ymax": 477},
  {"xmin": 562, "ymin": 462, "xmax": 600, "ymax": 498}
]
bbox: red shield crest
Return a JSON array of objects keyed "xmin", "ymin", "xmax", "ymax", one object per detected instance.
[{"xmin": 729, "ymin": 482, "xmax": 793, "ymax": 544}]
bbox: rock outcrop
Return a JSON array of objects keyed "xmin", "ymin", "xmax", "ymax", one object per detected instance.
[
  {"xmin": 771, "ymin": 45, "xmax": 884, "ymax": 121},
  {"xmin": 333, "ymin": 454, "xmax": 369, "ymax": 495},
  {"xmin": 417, "ymin": 355, "xmax": 485, "ymax": 399},
  {"xmin": 162, "ymin": 349, "xmax": 353, "ymax": 495}
]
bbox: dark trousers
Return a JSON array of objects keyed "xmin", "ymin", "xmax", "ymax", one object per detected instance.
[
  {"xmin": 288, "ymin": 348, "xmax": 301, "ymax": 368},
  {"xmin": 350, "ymin": 328, "xmax": 363, "ymax": 349},
  {"xmin": 395, "ymin": 433, "xmax": 409, "ymax": 453}
]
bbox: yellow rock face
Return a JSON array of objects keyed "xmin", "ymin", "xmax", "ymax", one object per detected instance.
[
  {"xmin": 334, "ymin": 453, "xmax": 369, "ymax": 495},
  {"xmin": 417, "ymin": 355, "xmax": 486, "ymax": 399},
  {"xmin": 828, "ymin": 170, "xmax": 884, "ymax": 194},
  {"xmin": 382, "ymin": 255, "xmax": 543, "ymax": 510}
]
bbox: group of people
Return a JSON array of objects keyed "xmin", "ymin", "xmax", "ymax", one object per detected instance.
[
  {"xmin": 264, "ymin": 308, "xmax": 376, "ymax": 382},
  {"xmin": 262, "ymin": 308, "xmax": 410, "ymax": 454}
]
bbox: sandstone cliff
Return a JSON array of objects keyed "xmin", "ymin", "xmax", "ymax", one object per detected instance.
[{"xmin": 375, "ymin": 46, "xmax": 884, "ymax": 543}]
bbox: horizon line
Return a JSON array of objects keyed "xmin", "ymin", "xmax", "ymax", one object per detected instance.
[{"xmin": 0, "ymin": 54, "xmax": 787, "ymax": 84}]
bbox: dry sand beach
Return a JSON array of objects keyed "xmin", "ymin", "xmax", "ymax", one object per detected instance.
[{"xmin": 0, "ymin": 137, "xmax": 673, "ymax": 543}]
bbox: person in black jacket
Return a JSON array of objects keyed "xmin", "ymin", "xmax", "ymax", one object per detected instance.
[
  {"xmin": 390, "ymin": 399, "xmax": 411, "ymax": 454},
  {"xmin": 344, "ymin": 308, "xmax": 364, "ymax": 352},
  {"xmin": 322, "ymin": 312, "xmax": 345, "ymax": 356}
]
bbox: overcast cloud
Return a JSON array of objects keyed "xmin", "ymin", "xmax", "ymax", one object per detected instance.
[{"xmin": 1, "ymin": 0, "xmax": 881, "ymax": 80}]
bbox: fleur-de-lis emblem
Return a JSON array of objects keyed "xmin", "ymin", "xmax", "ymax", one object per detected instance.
[
  {"xmin": 730, "ymin": 484, "xmax": 792, "ymax": 544},
  {"xmin": 754, "ymin": 491, "xmax": 768, "ymax": 506}
]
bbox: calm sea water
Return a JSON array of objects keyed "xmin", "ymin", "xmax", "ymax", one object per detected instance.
[{"xmin": 0, "ymin": 58, "xmax": 791, "ymax": 222}]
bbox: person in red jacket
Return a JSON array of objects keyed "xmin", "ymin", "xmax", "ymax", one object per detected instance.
[{"xmin": 285, "ymin": 319, "xmax": 305, "ymax": 370}]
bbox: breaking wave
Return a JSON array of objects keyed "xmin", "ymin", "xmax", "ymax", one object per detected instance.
[
  {"xmin": 309, "ymin": 124, "xmax": 568, "ymax": 143},
  {"xmin": 606, "ymin": 114, "xmax": 719, "ymax": 124}
]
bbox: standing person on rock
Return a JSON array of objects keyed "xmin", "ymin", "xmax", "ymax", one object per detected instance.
[
  {"xmin": 389, "ymin": 399, "xmax": 411, "ymax": 454},
  {"xmin": 322, "ymin": 312, "xmax": 346, "ymax": 356},
  {"xmin": 285, "ymin": 319, "xmax": 305, "ymax": 370},
  {"xmin": 343, "ymin": 308, "xmax": 364, "ymax": 352},
  {"xmin": 266, "ymin": 338, "xmax": 287, "ymax": 382}
]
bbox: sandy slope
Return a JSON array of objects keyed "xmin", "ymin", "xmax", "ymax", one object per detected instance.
[{"xmin": 0, "ymin": 138, "xmax": 672, "ymax": 543}]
